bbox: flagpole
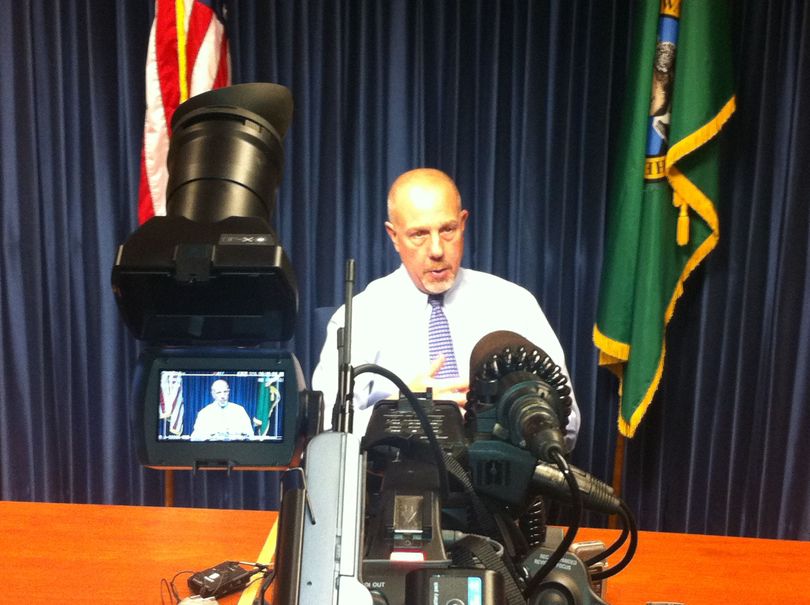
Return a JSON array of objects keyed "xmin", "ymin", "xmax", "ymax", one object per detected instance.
[
  {"xmin": 164, "ymin": 470, "xmax": 175, "ymax": 507},
  {"xmin": 608, "ymin": 434, "xmax": 626, "ymax": 529}
]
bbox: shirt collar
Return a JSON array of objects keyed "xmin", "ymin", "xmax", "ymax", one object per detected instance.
[{"xmin": 393, "ymin": 264, "xmax": 466, "ymax": 308}]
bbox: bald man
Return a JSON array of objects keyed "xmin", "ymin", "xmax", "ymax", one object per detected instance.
[
  {"xmin": 312, "ymin": 168, "xmax": 580, "ymax": 449},
  {"xmin": 190, "ymin": 379, "xmax": 254, "ymax": 441}
]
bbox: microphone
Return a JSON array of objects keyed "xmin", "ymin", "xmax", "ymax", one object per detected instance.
[
  {"xmin": 532, "ymin": 461, "xmax": 621, "ymax": 515},
  {"xmin": 468, "ymin": 331, "xmax": 621, "ymax": 514},
  {"xmin": 468, "ymin": 331, "xmax": 572, "ymax": 462}
]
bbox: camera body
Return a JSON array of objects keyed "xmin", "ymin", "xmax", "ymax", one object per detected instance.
[
  {"xmin": 360, "ymin": 394, "xmax": 606, "ymax": 605},
  {"xmin": 361, "ymin": 396, "xmax": 501, "ymax": 604}
]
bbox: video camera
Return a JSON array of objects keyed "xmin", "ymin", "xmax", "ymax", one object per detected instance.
[
  {"xmin": 112, "ymin": 83, "xmax": 321, "ymax": 472},
  {"xmin": 112, "ymin": 83, "xmax": 636, "ymax": 605}
]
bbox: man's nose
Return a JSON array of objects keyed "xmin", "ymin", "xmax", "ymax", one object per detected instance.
[{"xmin": 428, "ymin": 232, "xmax": 444, "ymax": 258}]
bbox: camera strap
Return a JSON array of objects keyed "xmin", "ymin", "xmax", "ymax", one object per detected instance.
[
  {"xmin": 441, "ymin": 453, "xmax": 498, "ymax": 535},
  {"xmin": 450, "ymin": 535, "xmax": 526, "ymax": 605}
]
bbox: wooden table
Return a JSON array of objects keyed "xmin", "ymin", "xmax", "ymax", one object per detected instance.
[
  {"xmin": 2, "ymin": 500, "xmax": 809, "ymax": 604},
  {"xmin": 573, "ymin": 526, "xmax": 810, "ymax": 604},
  {"xmin": 0, "ymin": 501, "xmax": 277, "ymax": 604}
]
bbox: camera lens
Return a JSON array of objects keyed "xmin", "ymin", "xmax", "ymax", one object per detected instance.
[{"xmin": 166, "ymin": 83, "xmax": 293, "ymax": 223}]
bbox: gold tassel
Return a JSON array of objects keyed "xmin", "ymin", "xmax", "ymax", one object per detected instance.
[{"xmin": 677, "ymin": 201, "xmax": 690, "ymax": 246}]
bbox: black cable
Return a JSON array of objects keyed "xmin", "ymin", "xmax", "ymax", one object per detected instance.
[
  {"xmin": 252, "ymin": 568, "xmax": 276, "ymax": 605},
  {"xmin": 521, "ymin": 496, "xmax": 548, "ymax": 548},
  {"xmin": 523, "ymin": 448, "xmax": 582, "ymax": 598},
  {"xmin": 207, "ymin": 565, "xmax": 228, "ymax": 598},
  {"xmin": 353, "ymin": 363, "xmax": 450, "ymax": 501},
  {"xmin": 159, "ymin": 578, "xmax": 175, "ymax": 605},
  {"xmin": 162, "ymin": 570, "xmax": 193, "ymax": 605},
  {"xmin": 583, "ymin": 508, "xmax": 630, "ymax": 566},
  {"xmin": 236, "ymin": 562, "xmax": 274, "ymax": 604},
  {"xmin": 589, "ymin": 499, "xmax": 637, "ymax": 580}
]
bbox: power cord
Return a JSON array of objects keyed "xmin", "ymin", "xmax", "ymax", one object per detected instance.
[
  {"xmin": 160, "ymin": 570, "xmax": 194, "ymax": 604},
  {"xmin": 252, "ymin": 567, "xmax": 277, "ymax": 605}
]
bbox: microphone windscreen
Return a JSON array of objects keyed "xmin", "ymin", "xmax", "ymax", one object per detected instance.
[{"xmin": 468, "ymin": 330, "xmax": 547, "ymax": 383}]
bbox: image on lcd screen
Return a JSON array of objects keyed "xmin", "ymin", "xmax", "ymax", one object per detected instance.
[{"xmin": 157, "ymin": 370, "xmax": 284, "ymax": 442}]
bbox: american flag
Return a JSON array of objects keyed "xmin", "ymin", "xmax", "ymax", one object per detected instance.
[
  {"xmin": 138, "ymin": 0, "xmax": 231, "ymax": 224},
  {"xmin": 159, "ymin": 371, "xmax": 184, "ymax": 436}
]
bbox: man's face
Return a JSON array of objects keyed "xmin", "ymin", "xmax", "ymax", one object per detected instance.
[
  {"xmin": 211, "ymin": 382, "xmax": 230, "ymax": 407},
  {"xmin": 385, "ymin": 181, "xmax": 468, "ymax": 295}
]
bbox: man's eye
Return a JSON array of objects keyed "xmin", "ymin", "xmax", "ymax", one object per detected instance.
[{"xmin": 410, "ymin": 232, "xmax": 428, "ymax": 242}]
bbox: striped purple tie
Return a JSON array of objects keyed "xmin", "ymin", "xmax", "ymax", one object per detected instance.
[{"xmin": 428, "ymin": 294, "xmax": 459, "ymax": 378}]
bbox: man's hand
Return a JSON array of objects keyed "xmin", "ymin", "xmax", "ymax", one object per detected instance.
[{"xmin": 406, "ymin": 355, "xmax": 469, "ymax": 409}]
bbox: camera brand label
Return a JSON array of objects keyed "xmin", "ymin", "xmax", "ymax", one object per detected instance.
[{"xmin": 219, "ymin": 234, "xmax": 272, "ymax": 245}]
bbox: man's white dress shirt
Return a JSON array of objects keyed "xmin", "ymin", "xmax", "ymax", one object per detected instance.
[
  {"xmin": 312, "ymin": 265, "xmax": 580, "ymax": 450},
  {"xmin": 190, "ymin": 402, "xmax": 254, "ymax": 441}
]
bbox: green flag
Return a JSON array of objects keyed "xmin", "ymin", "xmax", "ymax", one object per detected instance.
[
  {"xmin": 594, "ymin": 0, "xmax": 735, "ymax": 437},
  {"xmin": 253, "ymin": 375, "xmax": 281, "ymax": 437}
]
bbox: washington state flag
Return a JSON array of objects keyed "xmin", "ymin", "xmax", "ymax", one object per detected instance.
[{"xmin": 594, "ymin": 0, "xmax": 735, "ymax": 437}]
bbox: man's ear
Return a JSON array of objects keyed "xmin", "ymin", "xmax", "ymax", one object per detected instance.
[
  {"xmin": 459, "ymin": 209, "xmax": 469, "ymax": 231},
  {"xmin": 385, "ymin": 221, "xmax": 400, "ymax": 252}
]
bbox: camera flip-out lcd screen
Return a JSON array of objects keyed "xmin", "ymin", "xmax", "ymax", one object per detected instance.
[
  {"xmin": 134, "ymin": 348, "xmax": 305, "ymax": 470},
  {"xmin": 157, "ymin": 369, "xmax": 285, "ymax": 443}
]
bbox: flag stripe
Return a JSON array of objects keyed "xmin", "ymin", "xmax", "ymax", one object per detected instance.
[
  {"xmin": 185, "ymin": 2, "xmax": 213, "ymax": 92},
  {"xmin": 175, "ymin": 0, "xmax": 189, "ymax": 103},
  {"xmin": 155, "ymin": 0, "xmax": 181, "ymax": 127},
  {"xmin": 137, "ymin": 146, "xmax": 155, "ymax": 223},
  {"xmin": 138, "ymin": 0, "xmax": 230, "ymax": 224},
  {"xmin": 214, "ymin": 33, "xmax": 230, "ymax": 88}
]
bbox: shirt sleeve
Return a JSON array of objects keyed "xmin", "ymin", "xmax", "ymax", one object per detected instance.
[
  {"xmin": 236, "ymin": 406, "xmax": 254, "ymax": 437},
  {"xmin": 311, "ymin": 307, "xmax": 390, "ymax": 431},
  {"xmin": 189, "ymin": 408, "xmax": 207, "ymax": 441},
  {"xmin": 311, "ymin": 308, "xmax": 343, "ymax": 427},
  {"xmin": 516, "ymin": 289, "xmax": 581, "ymax": 451}
]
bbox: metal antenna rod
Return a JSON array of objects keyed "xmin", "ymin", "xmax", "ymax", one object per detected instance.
[{"xmin": 336, "ymin": 259, "xmax": 356, "ymax": 433}]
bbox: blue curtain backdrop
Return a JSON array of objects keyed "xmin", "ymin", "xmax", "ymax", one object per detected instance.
[{"xmin": 0, "ymin": 1, "xmax": 808, "ymax": 540}]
